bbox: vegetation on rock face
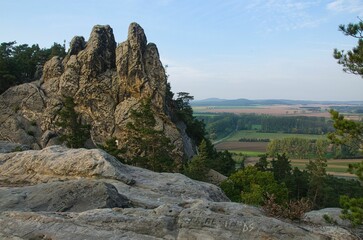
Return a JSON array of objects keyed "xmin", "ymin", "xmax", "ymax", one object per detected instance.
[
  {"xmin": 0, "ymin": 41, "xmax": 66, "ymax": 93},
  {"xmin": 174, "ymin": 92, "xmax": 206, "ymax": 146},
  {"xmin": 98, "ymin": 137, "xmax": 125, "ymax": 162},
  {"xmin": 125, "ymin": 98, "xmax": 176, "ymax": 172},
  {"xmin": 55, "ymin": 97, "xmax": 90, "ymax": 148},
  {"xmin": 184, "ymin": 138, "xmax": 236, "ymax": 180},
  {"xmin": 184, "ymin": 139, "xmax": 210, "ymax": 181}
]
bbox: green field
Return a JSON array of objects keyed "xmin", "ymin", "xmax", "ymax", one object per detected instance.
[
  {"xmin": 225, "ymin": 130, "xmax": 327, "ymax": 142},
  {"xmin": 229, "ymin": 150, "xmax": 264, "ymax": 157}
]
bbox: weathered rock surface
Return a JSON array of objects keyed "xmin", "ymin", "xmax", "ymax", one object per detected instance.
[
  {"xmin": 0, "ymin": 146, "xmax": 360, "ymax": 239},
  {"xmin": 0, "ymin": 22, "xmax": 195, "ymax": 165},
  {"xmin": 0, "ymin": 141, "xmax": 30, "ymax": 153},
  {"xmin": 303, "ymin": 208, "xmax": 352, "ymax": 227}
]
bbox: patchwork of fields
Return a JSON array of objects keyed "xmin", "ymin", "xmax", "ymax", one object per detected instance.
[{"xmin": 194, "ymin": 104, "xmax": 363, "ymax": 178}]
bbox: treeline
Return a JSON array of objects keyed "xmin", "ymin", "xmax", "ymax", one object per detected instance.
[
  {"xmin": 267, "ymin": 138, "xmax": 361, "ymax": 159},
  {"xmin": 0, "ymin": 41, "xmax": 66, "ymax": 93},
  {"xmin": 239, "ymin": 138, "xmax": 270, "ymax": 142},
  {"xmin": 196, "ymin": 113, "xmax": 334, "ymax": 140}
]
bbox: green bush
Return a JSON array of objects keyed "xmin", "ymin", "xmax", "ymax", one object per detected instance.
[{"xmin": 221, "ymin": 166, "xmax": 288, "ymax": 205}]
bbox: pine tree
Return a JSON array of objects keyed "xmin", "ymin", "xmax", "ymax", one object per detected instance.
[
  {"xmin": 125, "ymin": 98, "xmax": 175, "ymax": 172},
  {"xmin": 55, "ymin": 97, "xmax": 90, "ymax": 148},
  {"xmin": 184, "ymin": 139, "xmax": 210, "ymax": 181}
]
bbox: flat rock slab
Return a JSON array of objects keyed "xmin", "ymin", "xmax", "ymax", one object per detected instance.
[{"xmin": 0, "ymin": 146, "xmax": 360, "ymax": 239}]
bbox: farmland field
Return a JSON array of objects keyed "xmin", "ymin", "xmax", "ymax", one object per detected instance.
[
  {"xmin": 215, "ymin": 141, "xmax": 267, "ymax": 152},
  {"xmin": 193, "ymin": 104, "xmax": 332, "ymax": 117},
  {"xmin": 225, "ymin": 130, "xmax": 326, "ymax": 141},
  {"xmin": 213, "ymin": 130, "xmax": 362, "ymax": 178},
  {"xmin": 214, "ymin": 130, "xmax": 327, "ymax": 155},
  {"xmin": 194, "ymin": 101, "xmax": 363, "ymax": 178},
  {"xmin": 193, "ymin": 104, "xmax": 363, "ymax": 119}
]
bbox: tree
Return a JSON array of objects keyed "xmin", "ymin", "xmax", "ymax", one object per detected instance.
[
  {"xmin": 331, "ymin": 19, "xmax": 363, "ymax": 225},
  {"xmin": 0, "ymin": 41, "xmax": 66, "ymax": 94},
  {"xmin": 55, "ymin": 97, "xmax": 90, "ymax": 148},
  {"xmin": 174, "ymin": 92, "xmax": 205, "ymax": 145},
  {"xmin": 270, "ymin": 153, "xmax": 292, "ymax": 183},
  {"xmin": 306, "ymin": 156, "xmax": 327, "ymax": 208},
  {"xmin": 125, "ymin": 98, "xmax": 175, "ymax": 172},
  {"xmin": 333, "ymin": 19, "xmax": 363, "ymax": 76},
  {"xmin": 255, "ymin": 154, "xmax": 269, "ymax": 171},
  {"xmin": 184, "ymin": 139, "xmax": 210, "ymax": 181},
  {"xmin": 220, "ymin": 166, "xmax": 288, "ymax": 205},
  {"xmin": 209, "ymin": 150, "xmax": 236, "ymax": 176}
]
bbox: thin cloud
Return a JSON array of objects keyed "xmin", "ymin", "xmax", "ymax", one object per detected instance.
[
  {"xmin": 245, "ymin": 0, "xmax": 325, "ymax": 32},
  {"xmin": 327, "ymin": 0, "xmax": 363, "ymax": 15}
]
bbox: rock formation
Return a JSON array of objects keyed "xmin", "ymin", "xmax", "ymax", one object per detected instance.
[
  {"xmin": 0, "ymin": 23, "xmax": 195, "ymax": 165},
  {"xmin": 0, "ymin": 146, "xmax": 360, "ymax": 239}
]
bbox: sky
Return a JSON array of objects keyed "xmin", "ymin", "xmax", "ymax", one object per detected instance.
[{"xmin": 1, "ymin": 0, "xmax": 363, "ymax": 101}]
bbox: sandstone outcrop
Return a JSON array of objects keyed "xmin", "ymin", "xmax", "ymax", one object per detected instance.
[
  {"xmin": 0, "ymin": 146, "xmax": 360, "ymax": 239},
  {"xmin": 0, "ymin": 23, "xmax": 195, "ymax": 165}
]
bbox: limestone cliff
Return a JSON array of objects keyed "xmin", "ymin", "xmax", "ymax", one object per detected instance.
[{"xmin": 0, "ymin": 23, "xmax": 195, "ymax": 164}]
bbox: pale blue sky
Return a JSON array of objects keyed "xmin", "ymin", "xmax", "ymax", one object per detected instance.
[{"xmin": 1, "ymin": 0, "xmax": 363, "ymax": 101}]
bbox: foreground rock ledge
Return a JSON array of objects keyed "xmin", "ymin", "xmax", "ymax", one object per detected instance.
[{"xmin": 0, "ymin": 146, "xmax": 359, "ymax": 239}]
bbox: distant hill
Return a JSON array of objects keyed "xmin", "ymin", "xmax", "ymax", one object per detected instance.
[{"xmin": 191, "ymin": 98, "xmax": 363, "ymax": 106}]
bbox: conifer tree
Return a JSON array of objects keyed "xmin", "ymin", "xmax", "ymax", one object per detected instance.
[
  {"xmin": 125, "ymin": 98, "xmax": 175, "ymax": 172},
  {"xmin": 184, "ymin": 139, "xmax": 210, "ymax": 181},
  {"xmin": 55, "ymin": 97, "xmax": 90, "ymax": 148}
]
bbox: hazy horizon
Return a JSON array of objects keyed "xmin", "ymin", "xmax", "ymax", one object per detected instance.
[
  {"xmin": 1, "ymin": 0, "xmax": 363, "ymax": 101},
  {"xmin": 192, "ymin": 97, "xmax": 363, "ymax": 102}
]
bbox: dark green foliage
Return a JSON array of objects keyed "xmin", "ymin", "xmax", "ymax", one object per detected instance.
[
  {"xmin": 270, "ymin": 153, "xmax": 292, "ymax": 183},
  {"xmin": 125, "ymin": 98, "xmax": 175, "ymax": 172},
  {"xmin": 210, "ymin": 150, "xmax": 236, "ymax": 176},
  {"xmin": 331, "ymin": 20, "xmax": 363, "ymax": 226},
  {"xmin": 220, "ymin": 166, "xmax": 288, "ymax": 205},
  {"xmin": 255, "ymin": 154, "xmax": 310, "ymax": 200},
  {"xmin": 328, "ymin": 109, "xmax": 362, "ymax": 159},
  {"xmin": 333, "ymin": 19, "xmax": 363, "ymax": 76},
  {"xmin": 340, "ymin": 196, "xmax": 363, "ymax": 226},
  {"xmin": 55, "ymin": 97, "xmax": 90, "ymax": 148},
  {"xmin": 174, "ymin": 92, "xmax": 206, "ymax": 145},
  {"xmin": 252, "ymin": 152, "xmax": 363, "ymax": 208},
  {"xmin": 321, "ymin": 176, "xmax": 363, "ymax": 208},
  {"xmin": 255, "ymin": 154, "xmax": 269, "ymax": 171},
  {"xmin": 184, "ymin": 139, "xmax": 235, "ymax": 180},
  {"xmin": 288, "ymin": 167, "xmax": 310, "ymax": 200},
  {"xmin": 184, "ymin": 139, "xmax": 210, "ymax": 181},
  {"xmin": 0, "ymin": 41, "xmax": 66, "ymax": 93},
  {"xmin": 306, "ymin": 157, "xmax": 327, "ymax": 208},
  {"xmin": 99, "ymin": 137, "xmax": 125, "ymax": 162}
]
